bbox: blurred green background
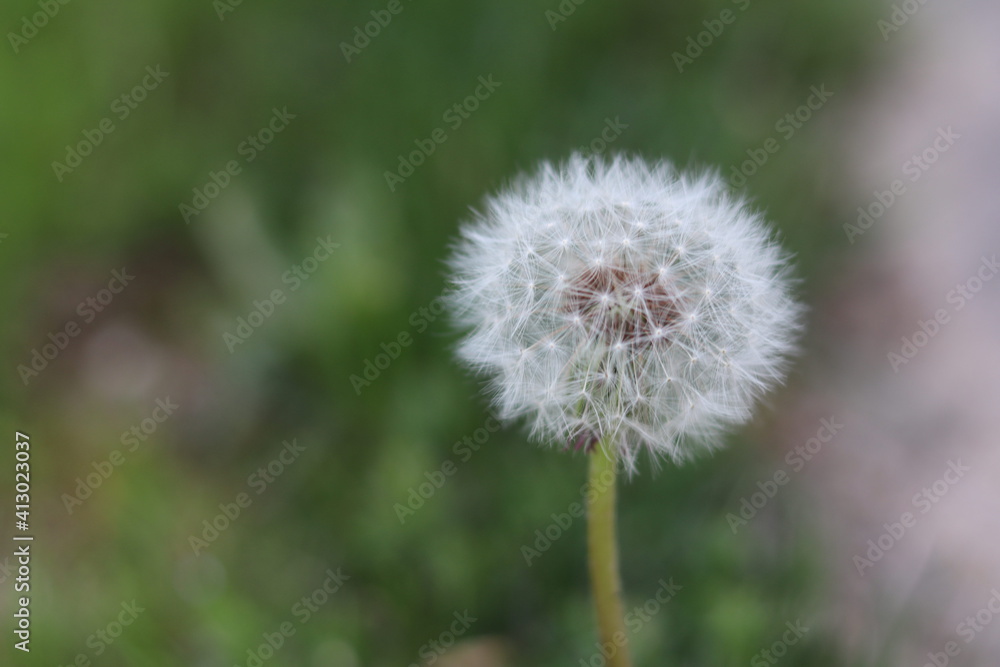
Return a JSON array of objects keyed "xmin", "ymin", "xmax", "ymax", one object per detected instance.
[{"xmin": 1, "ymin": 0, "xmax": 889, "ymax": 665}]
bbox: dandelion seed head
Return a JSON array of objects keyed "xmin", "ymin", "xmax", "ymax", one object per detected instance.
[{"xmin": 447, "ymin": 154, "xmax": 803, "ymax": 472}]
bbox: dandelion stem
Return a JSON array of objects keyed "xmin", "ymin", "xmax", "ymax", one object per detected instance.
[{"xmin": 587, "ymin": 442, "xmax": 632, "ymax": 667}]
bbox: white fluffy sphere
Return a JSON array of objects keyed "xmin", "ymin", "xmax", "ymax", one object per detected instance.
[{"xmin": 447, "ymin": 155, "xmax": 802, "ymax": 470}]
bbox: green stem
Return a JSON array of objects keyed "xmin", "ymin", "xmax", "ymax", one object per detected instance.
[{"xmin": 587, "ymin": 442, "xmax": 632, "ymax": 667}]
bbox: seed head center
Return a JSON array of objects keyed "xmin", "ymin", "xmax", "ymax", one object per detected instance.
[{"xmin": 565, "ymin": 266, "xmax": 681, "ymax": 346}]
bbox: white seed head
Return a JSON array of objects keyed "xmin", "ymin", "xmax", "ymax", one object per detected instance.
[{"xmin": 446, "ymin": 154, "xmax": 803, "ymax": 472}]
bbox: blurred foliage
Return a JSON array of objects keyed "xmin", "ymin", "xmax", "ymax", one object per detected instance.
[{"xmin": 0, "ymin": 0, "xmax": 886, "ymax": 665}]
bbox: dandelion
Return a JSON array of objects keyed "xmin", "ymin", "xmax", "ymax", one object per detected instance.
[
  {"xmin": 448, "ymin": 154, "xmax": 801, "ymax": 467},
  {"xmin": 446, "ymin": 154, "xmax": 802, "ymax": 664}
]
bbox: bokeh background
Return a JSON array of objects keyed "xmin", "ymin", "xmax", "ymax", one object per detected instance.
[{"xmin": 3, "ymin": 0, "xmax": 999, "ymax": 665}]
